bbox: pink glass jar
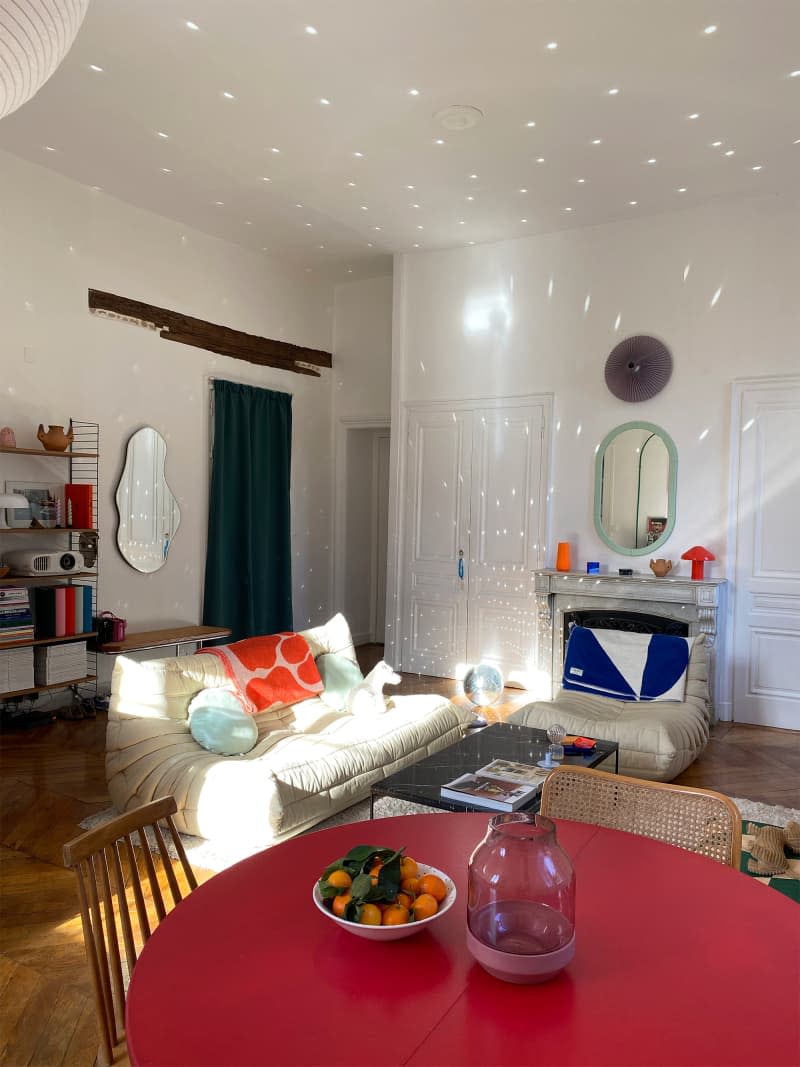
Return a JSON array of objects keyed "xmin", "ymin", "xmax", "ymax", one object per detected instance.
[{"xmin": 466, "ymin": 812, "xmax": 575, "ymax": 983}]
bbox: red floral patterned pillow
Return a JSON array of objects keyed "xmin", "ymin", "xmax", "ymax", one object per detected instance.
[{"xmin": 200, "ymin": 633, "xmax": 323, "ymax": 713}]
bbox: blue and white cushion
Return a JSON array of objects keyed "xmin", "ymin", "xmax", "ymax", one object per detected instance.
[{"xmin": 562, "ymin": 626, "xmax": 694, "ymax": 702}]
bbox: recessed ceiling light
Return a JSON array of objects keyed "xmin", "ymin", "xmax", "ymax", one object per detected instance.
[
  {"xmin": 412, "ymin": 243, "xmax": 419, "ymax": 248},
  {"xmin": 347, "ymin": 181, "xmax": 357, "ymax": 187},
  {"xmin": 44, "ymin": 145, "xmax": 56, "ymax": 151},
  {"xmin": 157, "ymin": 131, "xmax": 169, "ymax": 139},
  {"xmin": 703, "ymin": 24, "xmax": 718, "ymax": 34},
  {"xmin": 353, "ymin": 151, "xmax": 364, "ymax": 158},
  {"xmin": 88, "ymin": 64, "xmax": 103, "ymax": 72},
  {"xmin": 434, "ymin": 138, "xmax": 445, "ymax": 145},
  {"xmin": 360, "ymin": 205, "xmax": 368, "ymax": 210},
  {"xmin": 564, "ymin": 206, "xmax": 573, "ymax": 212},
  {"xmin": 629, "ymin": 200, "xmax": 638, "ymax": 206},
  {"xmin": 160, "ymin": 167, "xmax": 172, "ymax": 173},
  {"xmin": 185, "ymin": 20, "xmax": 199, "ymax": 31},
  {"xmin": 318, "ymin": 244, "xmax": 325, "ymax": 249},
  {"xmin": 546, "ymin": 41, "xmax": 558, "ymax": 50},
  {"xmin": 591, "ymin": 138, "xmax": 602, "ymax": 145},
  {"xmin": 794, "ymin": 138, "xmax": 800, "ymax": 145},
  {"xmin": 607, "ymin": 87, "xmax": 620, "ymax": 95},
  {"xmin": 751, "ymin": 164, "xmax": 763, "ymax": 171},
  {"xmin": 468, "ymin": 240, "xmax": 475, "ymax": 245},
  {"xmin": 646, "ymin": 158, "xmax": 657, "ymax": 164},
  {"xmin": 790, "ymin": 70, "xmax": 800, "ymax": 78},
  {"xmin": 271, "ymin": 147, "xmax": 281, "ymax": 153},
  {"xmin": 295, "ymin": 203, "xmax": 303, "ymax": 208},
  {"xmin": 411, "ymin": 203, "xmax": 420, "ymax": 208},
  {"xmin": 724, "ymin": 149, "xmax": 735, "ymax": 156},
  {"xmin": 711, "ymin": 140, "xmax": 723, "ymax": 147},
  {"xmin": 261, "ymin": 176, "xmax": 272, "ymax": 182},
  {"xmin": 245, "ymin": 220, "xmax": 252, "ymax": 225},
  {"xmin": 519, "ymin": 187, "xmax": 528, "ymax": 193},
  {"xmin": 367, "ymin": 242, "xmax": 374, "ymax": 247},
  {"xmin": 319, "ymin": 97, "xmax": 331, "ymax": 106},
  {"xmin": 536, "ymin": 157, "xmax": 545, "ymax": 164},
  {"xmin": 372, "ymin": 226, "xmax": 382, "ymax": 231},
  {"xmin": 469, "ymin": 173, "xmax": 478, "ymax": 180},
  {"xmin": 576, "ymin": 178, "xmax": 586, "ymax": 183},
  {"xmin": 677, "ymin": 187, "xmax": 687, "ymax": 192},
  {"xmin": 408, "ymin": 88, "xmax": 420, "ymax": 96},
  {"xmin": 459, "ymin": 220, "xmax": 465, "ymax": 225},
  {"xmin": 305, "ymin": 222, "xmax": 312, "ymax": 227},
  {"xmin": 520, "ymin": 218, "xmax": 528, "ymax": 223},
  {"xmin": 466, "ymin": 195, "xmax": 474, "ymax": 200},
  {"xmin": 416, "ymin": 225, "xmax": 424, "ymax": 230},
  {"xmin": 305, "ymin": 25, "xmax": 318, "ymax": 35},
  {"xmin": 222, "ymin": 91, "xmax": 236, "ymax": 100},
  {"xmin": 347, "ymin": 268, "xmax": 353, "ymax": 273},
  {"xmin": 526, "ymin": 120, "xmax": 536, "ymax": 127},
  {"xmin": 214, "ymin": 201, "xmax": 224, "ymax": 206},
  {"xmin": 688, "ymin": 112, "xmax": 700, "ymax": 119}
]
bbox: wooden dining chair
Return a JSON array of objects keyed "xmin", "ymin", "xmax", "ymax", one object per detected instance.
[
  {"xmin": 540, "ymin": 765, "xmax": 742, "ymax": 867},
  {"xmin": 63, "ymin": 795, "xmax": 198, "ymax": 1067}
]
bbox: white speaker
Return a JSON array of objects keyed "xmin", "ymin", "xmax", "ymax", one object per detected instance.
[{"xmin": 2, "ymin": 549, "xmax": 85, "ymax": 576}]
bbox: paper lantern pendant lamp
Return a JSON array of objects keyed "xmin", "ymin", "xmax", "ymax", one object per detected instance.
[
  {"xmin": 0, "ymin": 0, "xmax": 90, "ymax": 120},
  {"xmin": 604, "ymin": 335, "xmax": 673, "ymax": 402}
]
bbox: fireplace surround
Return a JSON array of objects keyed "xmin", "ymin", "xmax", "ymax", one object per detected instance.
[{"xmin": 535, "ymin": 570, "xmax": 727, "ymax": 716}]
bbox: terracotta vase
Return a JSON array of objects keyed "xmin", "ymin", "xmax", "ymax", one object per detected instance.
[
  {"xmin": 649, "ymin": 558, "xmax": 673, "ymax": 578},
  {"xmin": 37, "ymin": 423, "xmax": 74, "ymax": 452}
]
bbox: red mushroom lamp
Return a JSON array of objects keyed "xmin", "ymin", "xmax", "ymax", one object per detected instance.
[{"xmin": 681, "ymin": 545, "xmax": 715, "ymax": 580}]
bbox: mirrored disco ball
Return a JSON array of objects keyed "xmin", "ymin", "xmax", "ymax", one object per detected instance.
[
  {"xmin": 547, "ymin": 723, "xmax": 567, "ymax": 745},
  {"xmin": 463, "ymin": 663, "xmax": 504, "ymax": 707}
]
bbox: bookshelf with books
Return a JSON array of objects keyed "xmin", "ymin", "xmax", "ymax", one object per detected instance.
[{"xmin": 0, "ymin": 420, "xmax": 99, "ymax": 705}]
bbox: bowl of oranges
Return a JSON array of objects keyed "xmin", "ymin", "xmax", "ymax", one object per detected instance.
[{"xmin": 313, "ymin": 844, "xmax": 456, "ymax": 941}]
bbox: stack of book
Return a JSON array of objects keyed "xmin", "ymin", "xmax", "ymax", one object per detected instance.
[
  {"xmin": 0, "ymin": 646, "xmax": 35, "ymax": 694},
  {"xmin": 31, "ymin": 585, "xmax": 93, "ymax": 639},
  {"xmin": 440, "ymin": 758, "xmax": 551, "ymax": 811},
  {"xmin": 0, "ymin": 587, "xmax": 34, "ymax": 645},
  {"xmin": 33, "ymin": 641, "xmax": 87, "ymax": 686}
]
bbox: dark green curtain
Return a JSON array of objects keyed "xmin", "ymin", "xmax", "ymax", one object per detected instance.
[{"xmin": 203, "ymin": 380, "xmax": 292, "ymax": 641}]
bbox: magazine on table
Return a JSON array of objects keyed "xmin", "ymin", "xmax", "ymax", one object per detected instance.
[{"xmin": 440, "ymin": 760, "xmax": 548, "ymax": 811}]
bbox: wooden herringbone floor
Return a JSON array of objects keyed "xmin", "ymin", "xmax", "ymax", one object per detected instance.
[{"xmin": 1, "ymin": 653, "xmax": 798, "ymax": 1065}]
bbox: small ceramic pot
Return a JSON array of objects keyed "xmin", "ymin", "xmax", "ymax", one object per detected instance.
[
  {"xmin": 37, "ymin": 424, "xmax": 74, "ymax": 452},
  {"xmin": 650, "ymin": 558, "xmax": 673, "ymax": 578},
  {"xmin": 0, "ymin": 427, "xmax": 16, "ymax": 447}
]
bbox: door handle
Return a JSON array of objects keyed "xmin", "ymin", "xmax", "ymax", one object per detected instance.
[{"xmin": 458, "ymin": 550, "xmax": 464, "ymax": 580}]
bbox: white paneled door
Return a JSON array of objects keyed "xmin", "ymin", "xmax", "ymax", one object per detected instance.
[
  {"xmin": 401, "ymin": 398, "xmax": 549, "ymax": 684},
  {"xmin": 730, "ymin": 378, "xmax": 800, "ymax": 728}
]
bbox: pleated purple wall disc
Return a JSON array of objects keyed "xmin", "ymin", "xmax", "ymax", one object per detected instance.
[{"xmin": 604, "ymin": 336, "xmax": 673, "ymax": 402}]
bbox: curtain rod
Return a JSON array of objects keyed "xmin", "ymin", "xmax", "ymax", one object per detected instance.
[{"xmin": 206, "ymin": 375, "xmax": 294, "ymax": 395}]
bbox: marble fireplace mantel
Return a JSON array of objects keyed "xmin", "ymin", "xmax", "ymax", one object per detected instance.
[{"xmin": 535, "ymin": 570, "xmax": 727, "ymax": 712}]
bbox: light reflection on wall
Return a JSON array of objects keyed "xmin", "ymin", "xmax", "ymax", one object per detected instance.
[{"xmin": 462, "ymin": 289, "xmax": 512, "ymax": 336}]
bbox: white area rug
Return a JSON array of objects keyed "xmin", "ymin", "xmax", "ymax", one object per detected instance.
[{"xmin": 78, "ymin": 794, "xmax": 800, "ymax": 875}]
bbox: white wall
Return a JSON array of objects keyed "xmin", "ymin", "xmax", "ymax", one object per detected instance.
[
  {"xmin": 389, "ymin": 193, "xmax": 800, "ymax": 696},
  {"xmin": 0, "ymin": 151, "xmax": 335, "ymax": 643},
  {"xmin": 331, "ymin": 275, "xmax": 393, "ymax": 629}
]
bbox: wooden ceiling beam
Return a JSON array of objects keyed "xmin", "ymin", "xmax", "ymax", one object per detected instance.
[{"xmin": 87, "ymin": 289, "xmax": 332, "ymax": 376}]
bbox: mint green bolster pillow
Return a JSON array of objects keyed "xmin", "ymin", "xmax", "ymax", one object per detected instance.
[
  {"xmin": 188, "ymin": 689, "xmax": 258, "ymax": 756},
  {"xmin": 316, "ymin": 653, "xmax": 364, "ymax": 711}
]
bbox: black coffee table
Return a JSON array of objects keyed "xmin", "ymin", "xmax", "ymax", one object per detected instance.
[{"xmin": 370, "ymin": 722, "xmax": 619, "ymax": 816}]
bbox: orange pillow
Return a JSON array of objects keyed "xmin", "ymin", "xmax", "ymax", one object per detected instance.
[{"xmin": 200, "ymin": 633, "xmax": 323, "ymax": 714}]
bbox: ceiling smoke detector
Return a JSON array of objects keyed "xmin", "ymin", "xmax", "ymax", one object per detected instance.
[{"xmin": 434, "ymin": 105, "xmax": 484, "ymax": 131}]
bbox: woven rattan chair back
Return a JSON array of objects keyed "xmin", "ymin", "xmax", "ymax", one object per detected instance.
[
  {"xmin": 63, "ymin": 796, "xmax": 197, "ymax": 1067},
  {"xmin": 540, "ymin": 766, "xmax": 741, "ymax": 868}
]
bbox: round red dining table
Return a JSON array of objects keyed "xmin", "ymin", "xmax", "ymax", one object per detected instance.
[{"xmin": 126, "ymin": 812, "xmax": 799, "ymax": 1067}]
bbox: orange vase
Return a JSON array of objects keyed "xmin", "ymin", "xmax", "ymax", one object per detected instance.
[{"xmin": 555, "ymin": 542, "xmax": 572, "ymax": 572}]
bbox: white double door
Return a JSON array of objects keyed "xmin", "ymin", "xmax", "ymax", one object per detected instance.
[
  {"xmin": 730, "ymin": 377, "xmax": 800, "ymax": 728},
  {"xmin": 399, "ymin": 397, "xmax": 550, "ymax": 685}
]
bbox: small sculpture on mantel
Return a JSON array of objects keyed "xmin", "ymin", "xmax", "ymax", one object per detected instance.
[
  {"xmin": 0, "ymin": 427, "xmax": 16, "ymax": 447},
  {"xmin": 37, "ymin": 423, "xmax": 74, "ymax": 452},
  {"xmin": 649, "ymin": 559, "xmax": 673, "ymax": 578}
]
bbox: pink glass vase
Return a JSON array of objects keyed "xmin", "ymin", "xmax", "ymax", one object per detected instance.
[{"xmin": 466, "ymin": 813, "xmax": 575, "ymax": 983}]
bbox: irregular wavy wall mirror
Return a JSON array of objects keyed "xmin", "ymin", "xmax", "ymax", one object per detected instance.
[
  {"xmin": 115, "ymin": 427, "xmax": 181, "ymax": 573},
  {"xmin": 594, "ymin": 421, "xmax": 677, "ymax": 556}
]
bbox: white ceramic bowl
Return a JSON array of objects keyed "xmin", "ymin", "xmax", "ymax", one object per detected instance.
[{"xmin": 312, "ymin": 861, "xmax": 457, "ymax": 941}]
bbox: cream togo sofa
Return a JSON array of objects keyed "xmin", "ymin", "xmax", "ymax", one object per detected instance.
[
  {"xmin": 507, "ymin": 635, "xmax": 712, "ymax": 781},
  {"xmin": 107, "ymin": 614, "xmax": 473, "ymax": 848}
]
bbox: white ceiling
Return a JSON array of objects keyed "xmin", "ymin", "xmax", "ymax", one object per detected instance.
[{"xmin": 1, "ymin": 0, "xmax": 798, "ymax": 281}]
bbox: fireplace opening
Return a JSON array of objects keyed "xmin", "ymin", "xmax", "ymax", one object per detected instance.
[{"xmin": 562, "ymin": 609, "xmax": 689, "ymax": 654}]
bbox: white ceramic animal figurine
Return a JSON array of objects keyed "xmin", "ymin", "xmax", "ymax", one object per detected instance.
[{"xmin": 346, "ymin": 660, "xmax": 401, "ymax": 716}]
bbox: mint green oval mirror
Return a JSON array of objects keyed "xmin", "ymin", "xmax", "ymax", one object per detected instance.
[{"xmin": 593, "ymin": 422, "xmax": 677, "ymax": 556}]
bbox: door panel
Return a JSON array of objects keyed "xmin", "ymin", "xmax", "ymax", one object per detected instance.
[
  {"xmin": 402, "ymin": 410, "xmax": 472, "ymax": 675},
  {"xmin": 731, "ymin": 382, "xmax": 800, "ymax": 728},
  {"xmin": 467, "ymin": 405, "xmax": 544, "ymax": 686}
]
